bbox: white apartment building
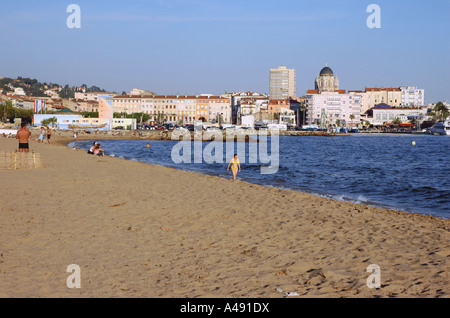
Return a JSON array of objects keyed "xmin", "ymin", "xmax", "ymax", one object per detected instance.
[
  {"xmin": 269, "ymin": 66, "xmax": 296, "ymax": 100},
  {"xmin": 400, "ymin": 86, "xmax": 425, "ymax": 106}
]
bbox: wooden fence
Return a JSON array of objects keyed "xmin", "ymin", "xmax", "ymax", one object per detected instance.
[{"xmin": 0, "ymin": 151, "xmax": 43, "ymax": 170}]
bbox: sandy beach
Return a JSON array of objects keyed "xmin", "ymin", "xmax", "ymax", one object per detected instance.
[{"xmin": 0, "ymin": 130, "xmax": 449, "ymax": 298}]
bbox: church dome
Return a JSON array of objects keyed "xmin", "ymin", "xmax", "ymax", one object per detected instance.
[{"xmin": 319, "ymin": 66, "xmax": 334, "ymax": 76}]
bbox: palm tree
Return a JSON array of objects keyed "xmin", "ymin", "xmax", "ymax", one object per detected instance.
[
  {"xmin": 40, "ymin": 118, "xmax": 51, "ymax": 127},
  {"xmin": 2, "ymin": 100, "xmax": 13, "ymax": 122},
  {"xmin": 216, "ymin": 113, "xmax": 223, "ymax": 126},
  {"xmin": 392, "ymin": 117, "xmax": 402, "ymax": 127},
  {"xmin": 433, "ymin": 102, "xmax": 449, "ymax": 121},
  {"xmin": 301, "ymin": 104, "xmax": 307, "ymax": 127},
  {"xmin": 48, "ymin": 116, "xmax": 57, "ymax": 128},
  {"xmin": 157, "ymin": 113, "xmax": 166, "ymax": 124},
  {"xmin": 349, "ymin": 114, "xmax": 355, "ymax": 128}
]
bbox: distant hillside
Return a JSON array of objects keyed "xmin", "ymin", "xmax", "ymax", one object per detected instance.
[{"xmin": 0, "ymin": 76, "xmax": 112, "ymax": 98}]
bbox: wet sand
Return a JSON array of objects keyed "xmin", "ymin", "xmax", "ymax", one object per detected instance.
[{"xmin": 0, "ymin": 131, "xmax": 448, "ymax": 298}]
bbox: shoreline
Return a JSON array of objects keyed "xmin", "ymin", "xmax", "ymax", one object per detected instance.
[
  {"xmin": 1, "ymin": 133, "xmax": 449, "ymax": 298},
  {"xmin": 63, "ymin": 135, "xmax": 448, "ymax": 221}
]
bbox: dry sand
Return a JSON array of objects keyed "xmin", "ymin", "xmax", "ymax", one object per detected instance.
[{"xmin": 0, "ymin": 131, "xmax": 449, "ymax": 298}]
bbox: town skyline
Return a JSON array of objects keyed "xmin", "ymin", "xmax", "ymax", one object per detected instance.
[{"xmin": 1, "ymin": 0, "xmax": 449, "ymax": 103}]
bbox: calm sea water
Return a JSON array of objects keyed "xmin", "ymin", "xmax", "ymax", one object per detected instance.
[{"xmin": 69, "ymin": 134, "xmax": 450, "ymax": 219}]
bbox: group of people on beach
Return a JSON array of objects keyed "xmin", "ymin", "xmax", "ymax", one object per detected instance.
[
  {"xmin": 38, "ymin": 126, "xmax": 52, "ymax": 144},
  {"xmin": 87, "ymin": 142, "xmax": 104, "ymax": 157},
  {"xmin": 15, "ymin": 123, "xmax": 242, "ymax": 180}
]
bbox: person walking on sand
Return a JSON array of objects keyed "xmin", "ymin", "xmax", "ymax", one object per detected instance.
[
  {"xmin": 16, "ymin": 122, "xmax": 32, "ymax": 153},
  {"xmin": 46, "ymin": 126, "xmax": 52, "ymax": 144},
  {"xmin": 227, "ymin": 154, "xmax": 241, "ymax": 180}
]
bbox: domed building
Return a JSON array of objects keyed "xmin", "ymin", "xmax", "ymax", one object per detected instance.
[{"xmin": 315, "ymin": 64, "xmax": 339, "ymax": 93}]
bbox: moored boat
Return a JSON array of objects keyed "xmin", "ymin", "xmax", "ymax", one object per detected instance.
[{"xmin": 444, "ymin": 120, "xmax": 450, "ymax": 135}]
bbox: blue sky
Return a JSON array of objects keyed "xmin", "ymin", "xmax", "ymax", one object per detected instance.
[{"xmin": 1, "ymin": 0, "xmax": 449, "ymax": 103}]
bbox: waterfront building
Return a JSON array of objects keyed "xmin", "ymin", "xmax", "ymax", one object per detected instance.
[
  {"xmin": 74, "ymin": 100, "xmax": 99, "ymax": 113},
  {"xmin": 174, "ymin": 96, "xmax": 197, "ymax": 124},
  {"xmin": 204, "ymin": 95, "xmax": 232, "ymax": 124},
  {"xmin": 268, "ymin": 99, "xmax": 296, "ymax": 124},
  {"xmin": 367, "ymin": 104, "xmax": 428, "ymax": 126},
  {"xmin": 363, "ymin": 87, "xmax": 402, "ymax": 113},
  {"xmin": 33, "ymin": 114, "xmax": 136, "ymax": 130},
  {"xmin": 400, "ymin": 86, "xmax": 425, "ymax": 106},
  {"xmin": 270, "ymin": 66, "xmax": 296, "ymax": 100},
  {"xmin": 305, "ymin": 90, "xmax": 361, "ymax": 127},
  {"xmin": 112, "ymin": 95, "xmax": 143, "ymax": 114},
  {"xmin": 229, "ymin": 92, "xmax": 269, "ymax": 125},
  {"xmin": 112, "ymin": 94, "xmax": 231, "ymax": 125},
  {"xmin": 289, "ymin": 97, "xmax": 306, "ymax": 127}
]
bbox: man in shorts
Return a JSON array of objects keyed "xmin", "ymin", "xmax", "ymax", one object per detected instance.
[
  {"xmin": 46, "ymin": 126, "xmax": 52, "ymax": 144},
  {"xmin": 16, "ymin": 122, "xmax": 32, "ymax": 153}
]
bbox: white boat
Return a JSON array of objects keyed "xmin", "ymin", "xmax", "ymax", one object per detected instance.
[
  {"xmin": 267, "ymin": 123, "xmax": 287, "ymax": 131},
  {"xmin": 302, "ymin": 124, "xmax": 319, "ymax": 131},
  {"xmin": 444, "ymin": 120, "xmax": 450, "ymax": 136}
]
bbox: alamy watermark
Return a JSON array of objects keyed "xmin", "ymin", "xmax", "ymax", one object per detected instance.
[
  {"xmin": 366, "ymin": 4, "xmax": 381, "ymax": 29},
  {"xmin": 366, "ymin": 264, "xmax": 381, "ymax": 289},
  {"xmin": 66, "ymin": 264, "xmax": 81, "ymax": 288},
  {"xmin": 66, "ymin": 4, "xmax": 81, "ymax": 29},
  {"xmin": 170, "ymin": 128, "xmax": 280, "ymax": 175}
]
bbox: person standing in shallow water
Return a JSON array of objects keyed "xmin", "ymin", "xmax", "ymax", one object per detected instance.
[{"xmin": 227, "ymin": 154, "xmax": 241, "ymax": 180}]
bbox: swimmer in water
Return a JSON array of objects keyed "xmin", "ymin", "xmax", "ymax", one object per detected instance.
[{"xmin": 145, "ymin": 142, "xmax": 150, "ymax": 148}]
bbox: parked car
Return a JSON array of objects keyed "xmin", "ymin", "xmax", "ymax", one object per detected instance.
[
  {"xmin": 114, "ymin": 126, "xmax": 124, "ymax": 130},
  {"xmin": 162, "ymin": 123, "xmax": 174, "ymax": 130},
  {"xmin": 205, "ymin": 126, "xmax": 221, "ymax": 133},
  {"xmin": 428, "ymin": 122, "xmax": 446, "ymax": 135},
  {"xmin": 184, "ymin": 124, "xmax": 195, "ymax": 131}
]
